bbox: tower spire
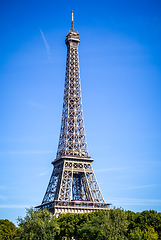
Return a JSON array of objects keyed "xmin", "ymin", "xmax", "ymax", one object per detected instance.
[
  {"xmin": 57, "ymin": 17, "xmax": 87, "ymax": 159},
  {"xmin": 71, "ymin": 10, "xmax": 74, "ymax": 30}
]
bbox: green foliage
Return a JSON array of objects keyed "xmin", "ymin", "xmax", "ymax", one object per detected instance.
[
  {"xmin": 55, "ymin": 213, "xmax": 78, "ymax": 239},
  {"xmin": 144, "ymin": 226, "xmax": 158, "ymax": 240},
  {"xmin": 0, "ymin": 219, "xmax": 17, "ymax": 240},
  {"xmin": 126, "ymin": 210, "xmax": 161, "ymax": 239},
  {"xmin": 156, "ymin": 213, "xmax": 161, "ymax": 240},
  {"xmin": 128, "ymin": 226, "xmax": 158, "ymax": 240},
  {"xmin": 55, "ymin": 208, "xmax": 161, "ymax": 240},
  {"xmin": 16, "ymin": 207, "xmax": 60, "ymax": 240},
  {"xmin": 55, "ymin": 208, "xmax": 128, "ymax": 240},
  {"xmin": 78, "ymin": 208, "xmax": 128, "ymax": 240},
  {"xmin": 55, "ymin": 211, "xmax": 91, "ymax": 240},
  {"xmin": 2, "ymin": 207, "xmax": 161, "ymax": 239},
  {"xmin": 128, "ymin": 227, "xmax": 144, "ymax": 240}
]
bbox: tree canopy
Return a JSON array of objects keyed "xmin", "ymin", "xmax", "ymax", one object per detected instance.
[
  {"xmin": 16, "ymin": 207, "xmax": 60, "ymax": 240},
  {"xmin": 1, "ymin": 207, "xmax": 161, "ymax": 239},
  {"xmin": 0, "ymin": 219, "xmax": 17, "ymax": 240},
  {"xmin": 77, "ymin": 208, "xmax": 128, "ymax": 240}
]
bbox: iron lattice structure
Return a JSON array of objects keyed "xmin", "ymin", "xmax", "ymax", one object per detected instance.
[
  {"xmin": 56, "ymin": 27, "xmax": 88, "ymax": 159},
  {"xmin": 37, "ymin": 13, "xmax": 112, "ymax": 215}
]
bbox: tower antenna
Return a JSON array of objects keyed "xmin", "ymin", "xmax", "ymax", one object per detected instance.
[{"xmin": 71, "ymin": 11, "xmax": 74, "ymax": 30}]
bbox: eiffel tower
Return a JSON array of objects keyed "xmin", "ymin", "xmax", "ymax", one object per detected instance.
[{"xmin": 37, "ymin": 12, "xmax": 112, "ymax": 215}]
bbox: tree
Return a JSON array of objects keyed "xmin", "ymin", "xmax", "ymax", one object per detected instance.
[
  {"xmin": 0, "ymin": 219, "xmax": 17, "ymax": 240},
  {"xmin": 144, "ymin": 226, "xmax": 158, "ymax": 240},
  {"xmin": 128, "ymin": 226, "xmax": 158, "ymax": 240},
  {"xmin": 126, "ymin": 210, "xmax": 161, "ymax": 239},
  {"xmin": 78, "ymin": 208, "xmax": 128, "ymax": 240},
  {"xmin": 55, "ymin": 212, "xmax": 90, "ymax": 240},
  {"xmin": 55, "ymin": 213, "xmax": 78, "ymax": 240},
  {"xmin": 16, "ymin": 207, "xmax": 60, "ymax": 240},
  {"xmin": 126, "ymin": 210, "xmax": 137, "ymax": 233},
  {"xmin": 155, "ymin": 212, "xmax": 161, "ymax": 240},
  {"xmin": 128, "ymin": 227, "xmax": 144, "ymax": 240}
]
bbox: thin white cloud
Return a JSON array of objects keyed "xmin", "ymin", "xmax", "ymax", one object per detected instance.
[
  {"xmin": 0, "ymin": 195, "xmax": 6, "ymax": 200},
  {"xmin": 0, "ymin": 205, "xmax": 31, "ymax": 209},
  {"xmin": 38, "ymin": 171, "xmax": 49, "ymax": 176},
  {"xmin": 110, "ymin": 198, "xmax": 161, "ymax": 206},
  {"xmin": 0, "ymin": 135, "xmax": 56, "ymax": 143},
  {"xmin": 40, "ymin": 28, "xmax": 51, "ymax": 60},
  {"xmin": 25, "ymin": 100, "xmax": 43, "ymax": 108},
  {"xmin": 95, "ymin": 167, "xmax": 131, "ymax": 172},
  {"xmin": 0, "ymin": 150, "xmax": 54, "ymax": 155},
  {"xmin": 107, "ymin": 184, "xmax": 157, "ymax": 192}
]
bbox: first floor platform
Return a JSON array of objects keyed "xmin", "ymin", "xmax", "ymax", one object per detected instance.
[{"xmin": 36, "ymin": 200, "xmax": 112, "ymax": 216}]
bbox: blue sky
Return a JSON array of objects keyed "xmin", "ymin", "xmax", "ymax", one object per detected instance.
[{"xmin": 0, "ymin": 0, "xmax": 161, "ymax": 225}]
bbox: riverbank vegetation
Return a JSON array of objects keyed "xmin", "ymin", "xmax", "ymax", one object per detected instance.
[{"xmin": 0, "ymin": 207, "xmax": 161, "ymax": 239}]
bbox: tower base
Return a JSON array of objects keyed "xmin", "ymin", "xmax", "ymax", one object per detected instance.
[{"xmin": 36, "ymin": 200, "xmax": 112, "ymax": 216}]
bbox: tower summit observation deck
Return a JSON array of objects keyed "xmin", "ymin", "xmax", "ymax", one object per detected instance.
[{"xmin": 36, "ymin": 12, "xmax": 112, "ymax": 215}]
